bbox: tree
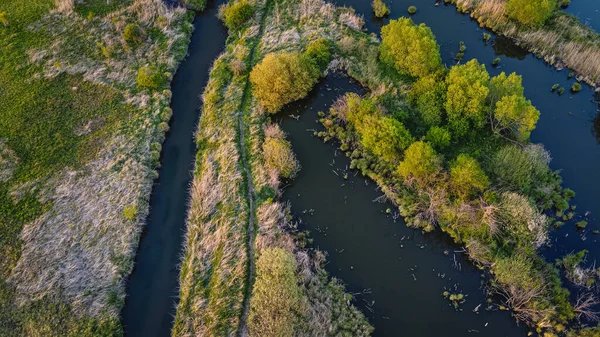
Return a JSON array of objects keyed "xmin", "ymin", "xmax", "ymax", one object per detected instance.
[
  {"xmin": 357, "ymin": 115, "xmax": 413, "ymax": 164},
  {"xmin": 305, "ymin": 39, "xmax": 331, "ymax": 73},
  {"xmin": 137, "ymin": 65, "xmax": 162, "ymax": 88},
  {"xmin": 398, "ymin": 141, "xmax": 442, "ymax": 187},
  {"xmin": 123, "ymin": 23, "xmax": 146, "ymax": 45},
  {"xmin": 506, "ymin": 0, "xmax": 556, "ymax": 27},
  {"xmin": 222, "ymin": 0, "xmax": 254, "ymax": 31},
  {"xmin": 408, "ymin": 74, "xmax": 446, "ymax": 127},
  {"xmin": 248, "ymin": 248, "xmax": 301, "ymax": 337},
  {"xmin": 250, "ymin": 52, "xmax": 318, "ymax": 113},
  {"xmin": 493, "ymin": 95, "xmax": 540, "ymax": 141},
  {"xmin": 450, "ymin": 154, "xmax": 490, "ymax": 200},
  {"xmin": 380, "ymin": 18, "xmax": 442, "ymax": 78},
  {"xmin": 489, "ymin": 72, "xmax": 524, "ymax": 105},
  {"xmin": 445, "ymin": 59, "xmax": 490, "ymax": 137},
  {"xmin": 425, "ymin": 126, "xmax": 451, "ymax": 149}
]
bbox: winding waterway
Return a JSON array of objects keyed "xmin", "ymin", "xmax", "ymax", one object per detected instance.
[
  {"xmin": 279, "ymin": 1, "xmax": 600, "ymax": 336},
  {"xmin": 121, "ymin": 2, "xmax": 227, "ymax": 336},
  {"xmin": 120, "ymin": 0, "xmax": 599, "ymax": 336}
]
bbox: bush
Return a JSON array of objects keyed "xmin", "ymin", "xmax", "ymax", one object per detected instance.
[
  {"xmin": 123, "ymin": 204, "xmax": 137, "ymax": 220},
  {"xmin": 408, "ymin": 6, "xmax": 417, "ymax": 14},
  {"xmin": 372, "ymin": 0, "xmax": 390, "ymax": 17},
  {"xmin": 491, "ymin": 144, "xmax": 550, "ymax": 194},
  {"xmin": 248, "ymin": 248, "xmax": 301, "ymax": 337},
  {"xmin": 222, "ymin": 1, "xmax": 254, "ymax": 31},
  {"xmin": 380, "ymin": 18, "xmax": 442, "ymax": 78},
  {"xmin": 123, "ymin": 23, "xmax": 145, "ymax": 45},
  {"xmin": 571, "ymin": 82, "xmax": 582, "ymax": 92},
  {"xmin": 263, "ymin": 137, "xmax": 300, "ymax": 179},
  {"xmin": 305, "ymin": 39, "xmax": 331, "ymax": 72},
  {"xmin": 250, "ymin": 52, "xmax": 319, "ymax": 113},
  {"xmin": 137, "ymin": 65, "xmax": 162, "ymax": 88},
  {"xmin": 506, "ymin": 0, "xmax": 556, "ymax": 27}
]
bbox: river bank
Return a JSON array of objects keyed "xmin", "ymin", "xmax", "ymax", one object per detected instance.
[{"xmin": 0, "ymin": 0, "xmax": 193, "ymax": 335}]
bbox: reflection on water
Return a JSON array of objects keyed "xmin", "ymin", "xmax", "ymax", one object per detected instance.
[{"xmin": 492, "ymin": 35, "xmax": 528, "ymax": 60}]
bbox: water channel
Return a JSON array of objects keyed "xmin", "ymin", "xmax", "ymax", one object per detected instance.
[{"xmin": 121, "ymin": 2, "xmax": 227, "ymax": 336}]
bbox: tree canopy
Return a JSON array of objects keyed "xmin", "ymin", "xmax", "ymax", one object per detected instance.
[
  {"xmin": 250, "ymin": 52, "xmax": 318, "ymax": 113},
  {"xmin": 398, "ymin": 141, "xmax": 442, "ymax": 187},
  {"xmin": 506, "ymin": 0, "xmax": 556, "ymax": 27},
  {"xmin": 445, "ymin": 59, "xmax": 490, "ymax": 136},
  {"xmin": 493, "ymin": 94, "xmax": 540, "ymax": 141},
  {"xmin": 450, "ymin": 154, "xmax": 490, "ymax": 200},
  {"xmin": 408, "ymin": 73, "xmax": 446, "ymax": 127},
  {"xmin": 380, "ymin": 18, "xmax": 442, "ymax": 78}
]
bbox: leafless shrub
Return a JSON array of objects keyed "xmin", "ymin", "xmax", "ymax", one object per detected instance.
[
  {"xmin": 493, "ymin": 281, "xmax": 554, "ymax": 326},
  {"xmin": 575, "ymin": 292, "xmax": 600, "ymax": 322},
  {"xmin": 338, "ymin": 11, "xmax": 364, "ymax": 31},
  {"xmin": 263, "ymin": 123, "xmax": 286, "ymax": 140},
  {"xmin": 54, "ymin": 0, "xmax": 74, "ymax": 14}
]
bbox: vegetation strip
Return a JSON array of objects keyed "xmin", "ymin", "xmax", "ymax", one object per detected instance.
[
  {"xmin": 0, "ymin": 0, "xmax": 194, "ymax": 335},
  {"xmin": 444, "ymin": 0, "xmax": 600, "ymax": 86}
]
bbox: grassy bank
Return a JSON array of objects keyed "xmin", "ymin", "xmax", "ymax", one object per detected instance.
[
  {"xmin": 173, "ymin": 0, "xmax": 375, "ymax": 335},
  {"xmin": 315, "ymin": 13, "xmax": 600, "ymax": 337},
  {"xmin": 445, "ymin": 0, "xmax": 600, "ymax": 86},
  {"xmin": 0, "ymin": 0, "xmax": 193, "ymax": 335}
]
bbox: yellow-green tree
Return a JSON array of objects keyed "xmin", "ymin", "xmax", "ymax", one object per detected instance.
[
  {"xmin": 380, "ymin": 18, "xmax": 442, "ymax": 78},
  {"xmin": 262, "ymin": 137, "xmax": 300, "ymax": 179},
  {"xmin": 398, "ymin": 141, "xmax": 442, "ymax": 187},
  {"xmin": 489, "ymin": 72, "xmax": 524, "ymax": 105},
  {"xmin": 445, "ymin": 59, "xmax": 490, "ymax": 137},
  {"xmin": 248, "ymin": 248, "xmax": 302, "ymax": 337},
  {"xmin": 250, "ymin": 52, "xmax": 318, "ymax": 113},
  {"xmin": 357, "ymin": 115, "xmax": 413, "ymax": 164},
  {"xmin": 493, "ymin": 95, "xmax": 540, "ymax": 141},
  {"xmin": 408, "ymin": 73, "xmax": 447, "ymax": 127},
  {"xmin": 506, "ymin": 0, "xmax": 556, "ymax": 27},
  {"xmin": 449, "ymin": 154, "xmax": 490, "ymax": 200}
]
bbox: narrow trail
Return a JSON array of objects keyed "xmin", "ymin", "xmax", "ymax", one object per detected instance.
[{"xmin": 236, "ymin": 1, "xmax": 273, "ymax": 335}]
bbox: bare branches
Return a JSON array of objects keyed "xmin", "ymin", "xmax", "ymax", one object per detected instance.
[{"xmin": 575, "ymin": 292, "xmax": 600, "ymax": 322}]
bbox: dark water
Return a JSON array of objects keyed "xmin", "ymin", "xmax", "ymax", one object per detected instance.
[
  {"xmin": 121, "ymin": 3, "xmax": 227, "ymax": 336},
  {"xmin": 280, "ymin": 74, "xmax": 528, "ymax": 337},
  {"xmin": 279, "ymin": 1, "xmax": 600, "ymax": 336},
  {"xmin": 563, "ymin": 0, "xmax": 600, "ymax": 32}
]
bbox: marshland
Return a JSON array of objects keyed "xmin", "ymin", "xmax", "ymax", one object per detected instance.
[{"xmin": 1, "ymin": 0, "xmax": 600, "ymax": 336}]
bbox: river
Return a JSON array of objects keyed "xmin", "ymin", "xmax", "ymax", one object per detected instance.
[
  {"xmin": 279, "ymin": 1, "xmax": 600, "ymax": 337},
  {"xmin": 121, "ymin": 2, "xmax": 227, "ymax": 336}
]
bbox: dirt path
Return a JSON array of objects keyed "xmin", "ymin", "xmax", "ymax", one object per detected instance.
[{"xmin": 236, "ymin": 1, "xmax": 273, "ymax": 335}]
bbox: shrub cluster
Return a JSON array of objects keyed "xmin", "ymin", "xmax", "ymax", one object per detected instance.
[{"xmin": 221, "ymin": 0, "xmax": 255, "ymax": 31}]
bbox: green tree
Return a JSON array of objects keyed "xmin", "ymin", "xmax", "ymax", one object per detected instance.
[
  {"xmin": 250, "ymin": 52, "xmax": 319, "ymax": 113},
  {"xmin": 506, "ymin": 0, "xmax": 556, "ymax": 27},
  {"xmin": 357, "ymin": 115, "xmax": 413, "ymax": 164},
  {"xmin": 398, "ymin": 141, "xmax": 442, "ymax": 187},
  {"xmin": 222, "ymin": 0, "xmax": 254, "ymax": 31},
  {"xmin": 305, "ymin": 38, "xmax": 331, "ymax": 73},
  {"xmin": 408, "ymin": 74, "xmax": 446, "ymax": 127},
  {"xmin": 491, "ymin": 144, "xmax": 551, "ymax": 194},
  {"xmin": 445, "ymin": 59, "xmax": 490, "ymax": 137},
  {"xmin": 450, "ymin": 154, "xmax": 490, "ymax": 200},
  {"xmin": 493, "ymin": 94, "xmax": 540, "ymax": 141},
  {"xmin": 248, "ymin": 248, "xmax": 301, "ymax": 337},
  {"xmin": 380, "ymin": 18, "xmax": 442, "ymax": 78},
  {"xmin": 425, "ymin": 126, "xmax": 451, "ymax": 149}
]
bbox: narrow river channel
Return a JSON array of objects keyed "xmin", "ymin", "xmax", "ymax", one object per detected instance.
[
  {"xmin": 121, "ymin": 2, "xmax": 227, "ymax": 336},
  {"xmin": 280, "ymin": 1, "xmax": 600, "ymax": 337}
]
